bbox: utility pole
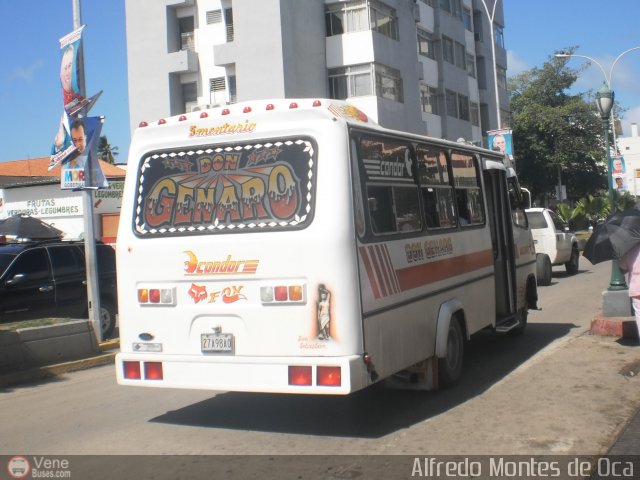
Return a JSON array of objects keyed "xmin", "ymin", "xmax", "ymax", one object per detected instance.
[{"xmin": 72, "ymin": 0, "xmax": 102, "ymax": 343}]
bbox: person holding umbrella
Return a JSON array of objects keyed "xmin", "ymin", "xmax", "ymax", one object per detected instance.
[{"xmin": 620, "ymin": 244, "xmax": 640, "ymax": 343}]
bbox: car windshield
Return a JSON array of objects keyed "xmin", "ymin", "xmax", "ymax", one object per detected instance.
[
  {"xmin": 0, "ymin": 253, "xmax": 16, "ymax": 275},
  {"xmin": 527, "ymin": 211, "xmax": 548, "ymax": 229}
]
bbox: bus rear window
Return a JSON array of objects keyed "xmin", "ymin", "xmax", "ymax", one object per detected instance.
[{"xmin": 133, "ymin": 138, "xmax": 316, "ymax": 236}]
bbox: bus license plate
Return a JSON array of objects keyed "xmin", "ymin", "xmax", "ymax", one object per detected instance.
[{"xmin": 201, "ymin": 333, "xmax": 234, "ymax": 353}]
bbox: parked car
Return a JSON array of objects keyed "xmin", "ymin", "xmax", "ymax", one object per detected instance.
[
  {"xmin": 525, "ymin": 208, "xmax": 580, "ymax": 286},
  {"xmin": 0, "ymin": 239, "xmax": 117, "ymax": 338}
]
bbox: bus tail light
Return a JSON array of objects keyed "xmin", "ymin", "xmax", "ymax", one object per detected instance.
[
  {"xmin": 123, "ymin": 361, "xmax": 141, "ymax": 379},
  {"xmin": 288, "ymin": 366, "xmax": 312, "ymax": 386},
  {"xmin": 317, "ymin": 366, "xmax": 341, "ymax": 387},
  {"xmin": 144, "ymin": 362, "xmax": 164, "ymax": 380},
  {"xmin": 260, "ymin": 285, "xmax": 305, "ymax": 304},
  {"xmin": 138, "ymin": 287, "xmax": 176, "ymax": 306}
]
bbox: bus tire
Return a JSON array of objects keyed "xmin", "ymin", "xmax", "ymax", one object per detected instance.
[
  {"xmin": 565, "ymin": 245, "xmax": 579, "ymax": 275},
  {"xmin": 438, "ymin": 318, "xmax": 464, "ymax": 387},
  {"xmin": 536, "ymin": 254, "xmax": 552, "ymax": 286}
]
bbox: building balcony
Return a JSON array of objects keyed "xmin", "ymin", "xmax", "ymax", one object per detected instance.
[{"xmin": 167, "ymin": 48, "xmax": 198, "ymax": 73}]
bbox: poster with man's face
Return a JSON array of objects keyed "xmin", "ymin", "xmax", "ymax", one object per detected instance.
[
  {"xmin": 59, "ymin": 26, "xmax": 85, "ymax": 115},
  {"xmin": 61, "ymin": 116, "xmax": 108, "ymax": 190},
  {"xmin": 487, "ymin": 129, "xmax": 513, "ymax": 157}
]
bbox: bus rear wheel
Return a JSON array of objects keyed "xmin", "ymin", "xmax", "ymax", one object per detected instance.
[
  {"xmin": 536, "ymin": 254, "xmax": 552, "ymax": 286},
  {"xmin": 438, "ymin": 318, "xmax": 464, "ymax": 387}
]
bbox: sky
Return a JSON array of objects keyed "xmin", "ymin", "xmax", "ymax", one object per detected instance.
[{"xmin": 0, "ymin": 0, "xmax": 639, "ymax": 164}]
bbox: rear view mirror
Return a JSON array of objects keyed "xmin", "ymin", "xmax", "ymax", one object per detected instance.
[{"xmin": 6, "ymin": 273, "xmax": 26, "ymax": 286}]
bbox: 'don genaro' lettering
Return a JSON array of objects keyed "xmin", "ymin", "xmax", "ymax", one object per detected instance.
[{"xmin": 136, "ymin": 139, "xmax": 316, "ymax": 234}]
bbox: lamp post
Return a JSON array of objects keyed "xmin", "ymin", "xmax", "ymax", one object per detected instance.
[
  {"xmin": 595, "ymin": 83, "xmax": 627, "ymax": 290},
  {"xmin": 555, "ymin": 48, "xmax": 640, "ymax": 314},
  {"xmin": 478, "ymin": 0, "xmax": 502, "ymax": 129}
]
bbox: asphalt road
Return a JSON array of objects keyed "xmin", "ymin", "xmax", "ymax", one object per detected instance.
[{"xmin": 1, "ymin": 257, "xmax": 639, "ymax": 478}]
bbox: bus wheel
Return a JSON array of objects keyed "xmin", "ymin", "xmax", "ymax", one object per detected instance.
[
  {"xmin": 536, "ymin": 254, "xmax": 552, "ymax": 286},
  {"xmin": 438, "ymin": 318, "xmax": 464, "ymax": 387}
]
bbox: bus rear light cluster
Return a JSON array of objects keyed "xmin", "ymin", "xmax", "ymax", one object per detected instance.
[
  {"xmin": 288, "ymin": 365, "xmax": 341, "ymax": 387},
  {"xmin": 137, "ymin": 287, "xmax": 176, "ymax": 306},
  {"xmin": 260, "ymin": 285, "xmax": 305, "ymax": 304},
  {"xmin": 123, "ymin": 361, "xmax": 163, "ymax": 380}
]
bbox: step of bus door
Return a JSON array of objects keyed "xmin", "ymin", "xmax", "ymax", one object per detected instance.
[{"xmin": 495, "ymin": 317, "xmax": 519, "ymax": 333}]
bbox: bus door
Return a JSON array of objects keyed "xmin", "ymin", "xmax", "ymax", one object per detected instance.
[{"xmin": 483, "ymin": 167, "xmax": 517, "ymax": 319}]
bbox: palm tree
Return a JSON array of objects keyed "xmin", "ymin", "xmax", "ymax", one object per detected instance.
[{"xmin": 97, "ymin": 136, "xmax": 119, "ymax": 164}]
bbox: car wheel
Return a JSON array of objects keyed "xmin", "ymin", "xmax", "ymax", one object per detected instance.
[
  {"xmin": 99, "ymin": 300, "xmax": 116, "ymax": 340},
  {"xmin": 536, "ymin": 254, "xmax": 552, "ymax": 286},
  {"xmin": 438, "ymin": 318, "xmax": 464, "ymax": 387},
  {"xmin": 565, "ymin": 245, "xmax": 579, "ymax": 275}
]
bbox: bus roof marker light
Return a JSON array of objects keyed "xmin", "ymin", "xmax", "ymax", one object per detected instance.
[
  {"xmin": 178, "ymin": 115, "xmax": 187, "ymax": 121},
  {"xmin": 312, "ymin": 100, "xmax": 322, "ymax": 107},
  {"xmin": 138, "ymin": 121, "xmax": 148, "ymax": 128},
  {"xmin": 200, "ymin": 112, "xmax": 209, "ymax": 118},
  {"xmin": 221, "ymin": 108, "xmax": 230, "ymax": 115},
  {"xmin": 266, "ymin": 104, "xmax": 275, "ymax": 110},
  {"xmin": 243, "ymin": 106, "xmax": 252, "ymax": 113},
  {"xmin": 289, "ymin": 102, "xmax": 299, "ymax": 109},
  {"xmin": 157, "ymin": 118, "xmax": 167, "ymax": 125}
]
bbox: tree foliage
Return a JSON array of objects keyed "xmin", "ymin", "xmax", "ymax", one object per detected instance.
[
  {"xmin": 509, "ymin": 48, "xmax": 607, "ymax": 204},
  {"xmin": 97, "ymin": 136, "xmax": 119, "ymax": 164}
]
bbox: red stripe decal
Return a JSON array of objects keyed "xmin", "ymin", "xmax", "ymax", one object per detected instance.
[{"xmin": 359, "ymin": 246, "xmax": 382, "ymax": 299}]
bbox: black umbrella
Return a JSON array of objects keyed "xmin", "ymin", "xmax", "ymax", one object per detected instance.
[
  {"xmin": 0, "ymin": 215, "xmax": 63, "ymax": 239},
  {"xmin": 583, "ymin": 209, "xmax": 640, "ymax": 265}
]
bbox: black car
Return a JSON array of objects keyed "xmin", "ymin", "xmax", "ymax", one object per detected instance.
[{"xmin": 0, "ymin": 240, "xmax": 118, "ymax": 339}]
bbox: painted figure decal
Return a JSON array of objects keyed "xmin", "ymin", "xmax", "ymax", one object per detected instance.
[
  {"xmin": 317, "ymin": 284, "xmax": 332, "ymax": 340},
  {"xmin": 135, "ymin": 139, "xmax": 316, "ymax": 236}
]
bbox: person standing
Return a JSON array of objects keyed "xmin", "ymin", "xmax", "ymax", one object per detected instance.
[{"xmin": 619, "ymin": 244, "xmax": 640, "ymax": 343}]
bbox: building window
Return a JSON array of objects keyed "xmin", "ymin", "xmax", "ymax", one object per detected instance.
[
  {"xmin": 463, "ymin": 7, "xmax": 472, "ymax": 31},
  {"xmin": 325, "ymin": 0, "xmax": 397, "ymax": 40},
  {"xmin": 179, "ymin": 17, "xmax": 195, "ymax": 51},
  {"xmin": 466, "ymin": 53, "xmax": 476, "ymax": 77},
  {"xmin": 494, "ymin": 24, "xmax": 505, "ymax": 49},
  {"xmin": 458, "ymin": 94, "xmax": 469, "ymax": 121},
  {"xmin": 224, "ymin": 8, "xmax": 234, "ymax": 42},
  {"xmin": 470, "ymin": 102, "xmax": 479, "ymax": 126},
  {"xmin": 206, "ymin": 10, "xmax": 222, "ymax": 24},
  {"xmin": 446, "ymin": 89, "xmax": 458, "ymax": 118},
  {"xmin": 182, "ymin": 82, "xmax": 197, "ymax": 113},
  {"xmin": 210, "ymin": 77, "xmax": 226, "ymax": 92},
  {"xmin": 442, "ymin": 36, "xmax": 454, "ymax": 64},
  {"xmin": 228, "ymin": 75, "xmax": 237, "ymax": 103},
  {"xmin": 439, "ymin": 0, "xmax": 462, "ymax": 19},
  {"xmin": 209, "ymin": 77, "xmax": 226, "ymax": 105},
  {"xmin": 420, "ymin": 84, "xmax": 438, "ymax": 115},
  {"xmin": 497, "ymin": 66, "xmax": 507, "ymax": 90},
  {"xmin": 454, "ymin": 42, "xmax": 466, "ymax": 70},
  {"xmin": 328, "ymin": 63, "xmax": 402, "ymax": 102},
  {"xmin": 417, "ymin": 29, "xmax": 434, "ymax": 59}
]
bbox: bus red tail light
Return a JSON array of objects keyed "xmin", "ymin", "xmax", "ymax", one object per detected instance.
[
  {"xmin": 274, "ymin": 286, "xmax": 288, "ymax": 301},
  {"xmin": 317, "ymin": 366, "xmax": 341, "ymax": 387},
  {"xmin": 288, "ymin": 366, "xmax": 312, "ymax": 386},
  {"xmin": 123, "ymin": 361, "xmax": 141, "ymax": 380},
  {"xmin": 144, "ymin": 362, "xmax": 164, "ymax": 380}
]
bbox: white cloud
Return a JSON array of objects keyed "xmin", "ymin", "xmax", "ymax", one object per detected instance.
[
  {"xmin": 11, "ymin": 60, "xmax": 44, "ymax": 82},
  {"xmin": 506, "ymin": 50, "xmax": 530, "ymax": 76}
]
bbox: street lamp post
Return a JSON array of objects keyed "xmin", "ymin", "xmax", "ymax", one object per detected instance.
[
  {"xmin": 595, "ymin": 83, "xmax": 627, "ymax": 291},
  {"xmin": 555, "ymin": 48, "xmax": 640, "ymax": 315}
]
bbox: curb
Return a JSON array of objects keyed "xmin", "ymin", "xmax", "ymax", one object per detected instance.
[
  {"xmin": 591, "ymin": 313, "xmax": 638, "ymax": 339},
  {"xmin": 0, "ymin": 340, "xmax": 119, "ymax": 388}
]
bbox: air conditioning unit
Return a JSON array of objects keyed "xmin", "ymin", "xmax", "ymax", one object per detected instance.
[{"xmin": 190, "ymin": 105, "xmax": 202, "ymax": 112}]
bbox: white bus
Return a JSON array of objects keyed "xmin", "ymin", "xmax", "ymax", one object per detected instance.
[{"xmin": 115, "ymin": 99, "xmax": 537, "ymax": 394}]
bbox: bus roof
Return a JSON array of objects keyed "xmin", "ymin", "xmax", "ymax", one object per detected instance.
[{"xmin": 131, "ymin": 98, "xmax": 505, "ymax": 160}]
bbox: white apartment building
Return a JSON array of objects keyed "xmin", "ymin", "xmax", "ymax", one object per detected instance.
[
  {"xmin": 617, "ymin": 123, "xmax": 640, "ymax": 196},
  {"xmin": 125, "ymin": 0, "xmax": 508, "ymax": 146}
]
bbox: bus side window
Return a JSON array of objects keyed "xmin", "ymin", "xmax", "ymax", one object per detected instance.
[{"xmin": 368, "ymin": 186, "xmax": 395, "ymax": 234}]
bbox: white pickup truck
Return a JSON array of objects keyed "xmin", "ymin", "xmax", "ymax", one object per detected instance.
[{"xmin": 525, "ymin": 208, "xmax": 580, "ymax": 286}]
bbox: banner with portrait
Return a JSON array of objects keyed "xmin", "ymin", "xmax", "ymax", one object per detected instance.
[
  {"xmin": 61, "ymin": 116, "xmax": 109, "ymax": 190},
  {"xmin": 487, "ymin": 129, "xmax": 513, "ymax": 157}
]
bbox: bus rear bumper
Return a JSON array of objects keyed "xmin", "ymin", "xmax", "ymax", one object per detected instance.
[{"xmin": 115, "ymin": 352, "xmax": 370, "ymax": 395}]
